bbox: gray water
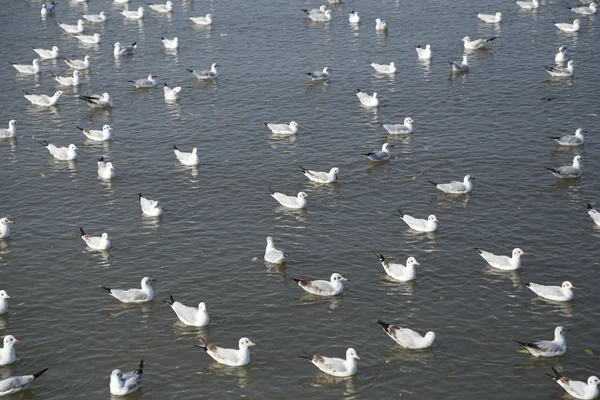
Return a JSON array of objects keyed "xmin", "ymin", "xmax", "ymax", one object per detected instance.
[{"xmin": 1, "ymin": 0, "xmax": 600, "ymax": 398}]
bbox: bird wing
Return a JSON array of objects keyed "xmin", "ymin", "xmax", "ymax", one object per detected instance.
[
  {"xmin": 314, "ymin": 356, "xmax": 348, "ymax": 375},
  {"xmin": 436, "ymin": 181, "xmax": 467, "ymax": 193},
  {"xmin": 110, "ymin": 288, "xmax": 146, "ymax": 302},
  {"xmin": 172, "ymin": 302, "xmax": 201, "ymax": 325},
  {"xmin": 402, "ymin": 215, "xmax": 427, "ymax": 230},
  {"xmin": 478, "ymin": 250, "xmax": 510, "ymax": 268},
  {"xmin": 208, "ymin": 346, "xmax": 240, "ymax": 365},
  {"xmin": 272, "ymin": 192, "xmax": 297, "ymax": 207},
  {"xmin": 299, "ymin": 279, "xmax": 335, "ymax": 295},
  {"xmin": 528, "ymin": 283, "xmax": 562, "ymax": 298}
]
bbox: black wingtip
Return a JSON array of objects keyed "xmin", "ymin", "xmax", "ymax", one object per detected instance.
[
  {"xmin": 545, "ymin": 167, "xmax": 559, "ymax": 173},
  {"xmin": 186, "ymin": 68, "xmax": 194, "ymax": 73},
  {"xmin": 587, "ymin": 204, "xmax": 595, "ymax": 210},
  {"xmin": 489, "ymin": 37, "xmax": 496, "ymax": 42},
  {"xmin": 137, "ymin": 359, "xmax": 144, "ymax": 374},
  {"xmin": 139, "ymin": 193, "xmax": 143, "ymax": 199},
  {"xmin": 268, "ymin": 187, "xmax": 275, "ymax": 195},
  {"xmin": 355, "ymin": 88, "xmax": 361, "ymax": 93},
  {"xmin": 299, "ymin": 165, "xmax": 307, "ymax": 173},
  {"xmin": 161, "ymin": 36, "xmax": 165, "ymax": 40},
  {"xmin": 80, "ymin": 227, "xmax": 86, "ymax": 236},
  {"xmin": 397, "ymin": 209, "xmax": 404, "ymax": 217},
  {"xmin": 550, "ymin": 366, "xmax": 562, "ymax": 380},
  {"xmin": 377, "ymin": 319, "xmax": 390, "ymax": 330},
  {"xmin": 76, "ymin": 125, "xmax": 85, "ymax": 131},
  {"xmin": 291, "ymin": 278, "xmax": 301, "ymax": 283},
  {"xmin": 298, "ymin": 350, "xmax": 312, "ymax": 360},
  {"xmin": 378, "ymin": 254, "xmax": 386, "ymax": 262},
  {"xmin": 131, "ymin": 42, "xmax": 137, "ymax": 47},
  {"xmin": 173, "ymin": 145, "xmax": 178, "ymax": 150},
  {"xmin": 193, "ymin": 344, "xmax": 208, "ymax": 352},
  {"xmin": 428, "ymin": 180, "xmax": 438, "ymax": 187},
  {"xmin": 100, "ymin": 286, "xmax": 112, "ymax": 293},
  {"xmin": 522, "ymin": 281, "xmax": 531, "ymax": 287},
  {"xmin": 474, "ymin": 248, "xmax": 482, "ymax": 254},
  {"xmin": 548, "ymin": 136, "xmax": 560, "ymax": 140},
  {"xmin": 33, "ymin": 368, "xmax": 49, "ymax": 379},
  {"xmin": 41, "ymin": 140, "xmax": 49, "ymax": 147}
]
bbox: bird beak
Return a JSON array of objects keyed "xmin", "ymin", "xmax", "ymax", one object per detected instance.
[
  {"xmin": 5, "ymin": 295, "xmax": 11, "ymax": 299},
  {"xmin": 74, "ymin": 147, "xmax": 79, "ymax": 150},
  {"xmin": 571, "ymin": 286, "xmax": 576, "ymax": 289},
  {"xmin": 566, "ymin": 329, "xmax": 571, "ymax": 331},
  {"xmin": 355, "ymin": 356, "xmax": 360, "ymax": 360},
  {"xmin": 296, "ymin": 123, "xmax": 301, "ymax": 126},
  {"xmin": 249, "ymin": 341, "xmax": 256, "ymax": 346},
  {"xmin": 8, "ymin": 220, "xmax": 14, "ymax": 224},
  {"xmin": 17, "ymin": 122, "xmax": 22, "ymax": 126},
  {"xmin": 342, "ymin": 277, "xmax": 349, "ymax": 281},
  {"xmin": 151, "ymin": 279, "xmax": 157, "ymax": 282},
  {"xmin": 110, "ymin": 165, "xmax": 115, "ymax": 170},
  {"xmin": 522, "ymin": 252, "xmax": 528, "ymax": 255},
  {"xmin": 14, "ymin": 339, "xmax": 20, "ymax": 343},
  {"xmin": 412, "ymin": 120, "xmax": 416, "ymax": 124},
  {"xmin": 415, "ymin": 262, "xmax": 420, "ymax": 265},
  {"xmin": 434, "ymin": 219, "xmax": 439, "ymax": 222},
  {"xmin": 305, "ymin": 194, "xmax": 311, "ymax": 198}
]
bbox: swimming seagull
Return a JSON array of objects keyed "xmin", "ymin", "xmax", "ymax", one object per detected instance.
[
  {"xmin": 128, "ymin": 74, "xmax": 159, "ymax": 88},
  {"xmin": 0, "ymin": 368, "xmax": 48, "ymax": 396},
  {"xmin": 121, "ymin": 7, "xmax": 144, "ymax": 19},
  {"xmin": 379, "ymin": 117, "xmax": 415, "ymax": 135},
  {"xmin": 148, "ymin": 1, "xmax": 173, "ymax": 13},
  {"xmin": 378, "ymin": 255, "xmax": 419, "ymax": 282},
  {"xmin": 416, "ymin": 44, "xmax": 432, "ymax": 60},
  {"xmin": 0, "ymin": 335, "xmax": 19, "ymax": 366},
  {"xmin": 263, "ymin": 121, "xmax": 299, "ymax": 135},
  {"xmin": 301, "ymin": 5, "xmax": 327, "ymax": 17},
  {"xmin": 545, "ymin": 60, "xmax": 576, "ymax": 77},
  {"xmin": 59, "ymin": 20, "xmax": 85, "ymax": 33},
  {"xmin": 110, "ymin": 359, "xmax": 144, "ymax": 396},
  {"xmin": 78, "ymin": 125, "xmax": 112, "ymax": 142},
  {"xmin": 586, "ymin": 204, "xmax": 600, "ymax": 227},
  {"xmin": 429, "ymin": 175, "xmax": 475, "ymax": 194},
  {"xmin": 449, "ymin": 55, "xmax": 469, "ymax": 73},
  {"xmin": 549, "ymin": 128, "xmax": 585, "ymax": 146},
  {"xmin": 369, "ymin": 61, "xmax": 396, "ymax": 74},
  {"xmin": 113, "ymin": 42, "xmax": 137, "ymax": 56},
  {"xmin": 79, "ymin": 92, "xmax": 112, "ymax": 108},
  {"xmin": 355, "ymin": 88, "xmax": 379, "ymax": 107},
  {"xmin": 299, "ymin": 348, "xmax": 359, "ymax": 377},
  {"xmin": 555, "ymin": 46, "xmax": 568, "ymax": 62},
  {"xmin": 570, "ymin": 2, "xmax": 597, "ymax": 14},
  {"xmin": 101, "ymin": 277, "xmax": 156, "ymax": 303},
  {"xmin": 186, "ymin": 63, "xmax": 218, "ymax": 80},
  {"xmin": 97, "ymin": 157, "xmax": 116, "ymax": 180},
  {"xmin": 524, "ymin": 281, "xmax": 575, "ymax": 302},
  {"xmin": 377, "ymin": 320, "xmax": 435, "ymax": 349},
  {"xmin": 63, "ymin": 55, "xmax": 91, "ymax": 70},
  {"xmin": 0, "ymin": 219, "xmax": 14, "ymax": 239},
  {"xmin": 161, "ymin": 37, "xmax": 179, "ymax": 49},
  {"xmin": 474, "ymin": 248, "xmax": 526, "ymax": 270},
  {"xmin": 397, "ymin": 209, "xmax": 439, "ymax": 232},
  {"xmin": 349, "ymin": 10, "xmax": 360, "ymax": 23},
  {"xmin": 269, "ymin": 188, "xmax": 309, "ymax": 209},
  {"xmin": 190, "ymin": 14, "xmax": 213, "ymax": 25},
  {"xmin": 33, "ymin": 46, "xmax": 60, "ymax": 59},
  {"xmin": 546, "ymin": 367, "xmax": 600, "ymax": 400},
  {"xmin": 306, "ymin": 67, "xmax": 331, "ymax": 80},
  {"xmin": 75, "ymin": 33, "xmax": 102, "ymax": 44},
  {"xmin": 82, "ymin": 11, "xmax": 108, "ymax": 22},
  {"xmin": 554, "ymin": 19, "xmax": 582, "ymax": 32},
  {"xmin": 164, "ymin": 84, "xmax": 181, "ymax": 100},
  {"xmin": 9, "ymin": 59, "xmax": 41, "ymax": 74},
  {"xmin": 514, "ymin": 326, "xmax": 568, "ymax": 357},
  {"xmin": 476, "ymin": 12, "xmax": 502, "ymax": 23},
  {"xmin": 41, "ymin": 2, "xmax": 57, "ymax": 16},
  {"xmin": 194, "ymin": 337, "xmax": 256, "ymax": 367},
  {"xmin": 41, "ymin": 141, "xmax": 77, "ymax": 160},
  {"xmin": 305, "ymin": 9, "xmax": 332, "ymax": 22},
  {"xmin": 516, "ymin": 0, "xmax": 539, "ymax": 9},
  {"xmin": 375, "ymin": 18, "xmax": 387, "ymax": 30},
  {"xmin": 52, "ymin": 70, "xmax": 81, "ymax": 86},
  {"xmin": 299, "ymin": 166, "xmax": 338, "ymax": 183},
  {"xmin": 462, "ymin": 36, "xmax": 496, "ymax": 50},
  {"xmin": 164, "ymin": 296, "xmax": 209, "ymax": 326},
  {"xmin": 139, "ymin": 193, "xmax": 163, "ymax": 217},
  {"xmin": 0, "ymin": 291, "xmax": 11, "ymax": 315},
  {"xmin": 173, "ymin": 145, "xmax": 199, "ymax": 166},
  {"xmin": 291, "ymin": 273, "xmax": 348, "ymax": 296},
  {"xmin": 80, "ymin": 227, "xmax": 111, "ymax": 249},
  {"xmin": 363, "ymin": 143, "xmax": 393, "ymax": 161},
  {"xmin": 0, "ymin": 120, "xmax": 20, "ymax": 139},
  {"xmin": 25, "ymin": 90, "xmax": 66, "ymax": 106},
  {"xmin": 545, "ymin": 155, "xmax": 584, "ymax": 178},
  {"xmin": 264, "ymin": 236, "xmax": 287, "ymax": 264}
]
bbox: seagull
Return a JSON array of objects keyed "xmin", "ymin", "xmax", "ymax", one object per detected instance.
[
  {"xmin": 291, "ymin": 273, "xmax": 348, "ymax": 296},
  {"xmin": 355, "ymin": 88, "xmax": 379, "ymax": 107},
  {"xmin": 78, "ymin": 125, "xmax": 112, "ymax": 142},
  {"xmin": 121, "ymin": 7, "xmax": 144, "ymax": 19},
  {"xmin": 186, "ymin": 63, "xmax": 218, "ymax": 80},
  {"xmin": 475, "ymin": 248, "xmax": 526, "ymax": 271},
  {"xmin": 586, "ymin": 204, "xmax": 600, "ymax": 227},
  {"xmin": 113, "ymin": 42, "xmax": 137, "ymax": 56},
  {"xmin": 524, "ymin": 281, "xmax": 575, "ymax": 302},
  {"xmin": 363, "ymin": 143, "xmax": 393, "ymax": 161},
  {"xmin": 462, "ymin": 36, "xmax": 496, "ymax": 50},
  {"xmin": 305, "ymin": 9, "xmax": 332, "ymax": 22},
  {"xmin": 139, "ymin": 193, "xmax": 163, "ymax": 217},
  {"xmin": 377, "ymin": 320, "xmax": 435, "ymax": 349},
  {"xmin": 375, "ymin": 18, "xmax": 387, "ymax": 30},
  {"xmin": 41, "ymin": 2, "xmax": 57, "ymax": 16},
  {"xmin": 82, "ymin": 11, "xmax": 108, "ymax": 22},
  {"xmin": 80, "ymin": 227, "xmax": 111, "ymax": 249},
  {"xmin": 555, "ymin": 46, "xmax": 569, "ymax": 62},
  {"xmin": 173, "ymin": 145, "xmax": 199, "ymax": 166},
  {"xmin": 555, "ymin": 19, "xmax": 582, "ymax": 32},
  {"xmin": 161, "ymin": 37, "xmax": 179, "ymax": 49},
  {"xmin": 164, "ymin": 296, "xmax": 209, "ymax": 326},
  {"xmin": 416, "ymin": 44, "xmax": 432, "ymax": 60},
  {"xmin": 299, "ymin": 166, "xmax": 338, "ymax": 183},
  {"xmin": 97, "ymin": 157, "xmax": 116, "ymax": 180},
  {"xmin": 190, "ymin": 14, "xmax": 213, "ymax": 25},
  {"xmin": 348, "ymin": 10, "xmax": 360, "ymax": 23},
  {"xmin": 194, "ymin": 337, "xmax": 256, "ymax": 367},
  {"xmin": 0, "ymin": 368, "xmax": 48, "ymax": 396},
  {"xmin": 78, "ymin": 92, "xmax": 113, "ymax": 108},
  {"xmin": 301, "ymin": 5, "xmax": 327, "ymax": 17},
  {"xmin": 59, "ymin": 20, "xmax": 85, "ymax": 33},
  {"xmin": 269, "ymin": 188, "xmax": 309, "ymax": 209},
  {"xmin": 0, "ymin": 336, "xmax": 19, "ymax": 366},
  {"xmin": 64, "ymin": 55, "xmax": 91, "ymax": 70},
  {"xmin": 0, "ymin": 120, "xmax": 20, "ymax": 139},
  {"xmin": 545, "ymin": 60, "xmax": 576, "ymax": 77},
  {"xmin": 263, "ymin": 121, "xmax": 299, "ymax": 135},
  {"xmin": 514, "ymin": 326, "xmax": 568, "ymax": 357},
  {"xmin": 110, "ymin": 359, "xmax": 144, "ymax": 396},
  {"xmin": 369, "ymin": 61, "xmax": 396, "ymax": 74},
  {"xmin": 546, "ymin": 155, "xmax": 584, "ymax": 178},
  {"xmin": 9, "ymin": 59, "xmax": 41, "ymax": 74},
  {"xmin": 264, "ymin": 236, "xmax": 287, "ymax": 264},
  {"xmin": 24, "ymin": 90, "xmax": 66, "ymax": 106},
  {"xmin": 101, "ymin": 277, "xmax": 156, "ymax": 303},
  {"xmin": 380, "ymin": 117, "xmax": 415, "ymax": 135},
  {"xmin": 516, "ymin": 0, "xmax": 539, "ymax": 9},
  {"xmin": 378, "ymin": 255, "xmax": 419, "ymax": 282},
  {"xmin": 429, "ymin": 175, "xmax": 475, "ymax": 194},
  {"xmin": 299, "ymin": 348, "xmax": 359, "ymax": 377},
  {"xmin": 149, "ymin": 1, "xmax": 173, "ymax": 13},
  {"xmin": 476, "ymin": 12, "xmax": 502, "ymax": 23},
  {"xmin": 33, "ymin": 46, "xmax": 60, "ymax": 60},
  {"xmin": 397, "ymin": 209, "xmax": 439, "ymax": 232},
  {"xmin": 129, "ymin": 74, "xmax": 159, "ymax": 88},
  {"xmin": 547, "ymin": 367, "xmax": 600, "ymax": 400},
  {"xmin": 570, "ymin": 2, "xmax": 597, "ymax": 14},
  {"xmin": 0, "ymin": 291, "xmax": 11, "ymax": 315},
  {"xmin": 164, "ymin": 84, "xmax": 181, "ymax": 100},
  {"xmin": 449, "ymin": 55, "xmax": 469, "ymax": 73},
  {"xmin": 307, "ymin": 67, "xmax": 331, "ymax": 80},
  {"xmin": 52, "ymin": 70, "xmax": 81, "ymax": 86},
  {"xmin": 0, "ymin": 219, "xmax": 14, "ymax": 239},
  {"xmin": 75, "ymin": 33, "xmax": 102, "ymax": 44},
  {"xmin": 41, "ymin": 141, "xmax": 77, "ymax": 160},
  {"xmin": 549, "ymin": 128, "xmax": 585, "ymax": 146}
]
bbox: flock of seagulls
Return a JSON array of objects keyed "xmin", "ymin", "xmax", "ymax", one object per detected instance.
[{"xmin": 0, "ymin": 0, "xmax": 598, "ymax": 397}]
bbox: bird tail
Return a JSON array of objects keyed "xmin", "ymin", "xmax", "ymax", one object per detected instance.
[
  {"xmin": 79, "ymin": 227, "xmax": 86, "ymax": 236},
  {"xmin": 131, "ymin": 42, "xmax": 137, "ymax": 48},
  {"xmin": 548, "ymin": 136, "xmax": 560, "ymax": 140},
  {"xmin": 139, "ymin": 193, "xmax": 143, "ymax": 200},
  {"xmin": 298, "ymin": 350, "xmax": 313, "ymax": 360},
  {"xmin": 33, "ymin": 368, "xmax": 49, "ymax": 380},
  {"xmin": 186, "ymin": 69, "xmax": 194, "ymax": 73},
  {"xmin": 546, "ymin": 367, "xmax": 562, "ymax": 381},
  {"xmin": 397, "ymin": 209, "xmax": 405, "ymax": 217},
  {"xmin": 163, "ymin": 295, "xmax": 175, "ymax": 306},
  {"xmin": 291, "ymin": 278, "xmax": 301, "ymax": 284},
  {"xmin": 512, "ymin": 339, "xmax": 529, "ymax": 347},
  {"xmin": 173, "ymin": 145, "xmax": 179, "ymax": 150},
  {"xmin": 428, "ymin": 180, "xmax": 438, "ymax": 187},
  {"xmin": 474, "ymin": 248, "xmax": 482, "ymax": 254},
  {"xmin": 521, "ymin": 281, "xmax": 531, "ymax": 287},
  {"xmin": 136, "ymin": 359, "xmax": 144, "ymax": 375},
  {"xmin": 586, "ymin": 204, "xmax": 595, "ymax": 211},
  {"xmin": 545, "ymin": 167, "xmax": 559, "ymax": 174},
  {"xmin": 100, "ymin": 286, "xmax": 112, "ymax": 293},
  {"xmin": 195, "ymin": 337, "xmax": 209, "ymax": 351},
  {"xmin": 376, "ymin": 319, "xmax": 391, "ymax": 330},
  {"xmin": 487, "ymin": 37, "xmax": 496, "ymax": 42},
  {"xmin": 268, "ymin": 187, "xmax": 275, "ymax": 195},
  {"xmin": 76, "ymin": 126, "xmax": 85, "ymax": 132},
  {"xmin": 355, "ymin": 88, "xmax": 361, "ymax": 93},
  {"xmin": 40, "ymin": 140, "xmax": 49, "ymax": 147},
  {"xmin": 98, "ymin": 156, "xmax": 104, "ymax": 162},
  {"xmin": 378, "ymin": 254, "xmax": 386, "ymax": 262},
  {"xmin": 299, "ymin": 165, "xmax": 308, "ymax": 173}
]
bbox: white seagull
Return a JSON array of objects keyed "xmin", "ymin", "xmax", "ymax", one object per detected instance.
[
  {"xmin": 380, "ymin": 117, "xmax": 415, "ymax": 135},
  {"xmin": 586, "ymin": 204, "xmax": 600, "ymax": 227},
  {"xmin": 97, "ymin": 157, "xmax": 116, "ymax": 180},
  {"xmin": 195, "ymin": 337, "xmax": 256, "ymax": 367},
  {"xmin": 547, "ymin": 367, "xmax": 600, "ymax": 400},
  {"xmin": 305, "ymin": 9, "xmax": 332, "ymax": 22},
  {"xmin": 378, "ymin": 255, "xmax": 419, "ymax": 282},
  {"xmin": 264, "ymin": 236, "xmax": 287, "ymax": 264},
  {"xmin": 78, "ymin": 92, "xmax": 113, "ymax": 108},
  {"xmin": 149, "ymin": 1, "xmax": 173, "ymax": 13},
  {"xmin": 9, "ymin": 59, "xmax": 41, "ymax": 74},
  {"xmin": 555, "ymin": 19, "xmax": 582, "ymax": 32},
  {"xmin": 269, "ymin": 189, "xmax": 309, "ymax": 209},
  {"xmin": 300, "ymin": 348, "xmax": 359, "ymax": 378},
  {"xmin": 173, "ymin": 145, "xmax": 199, "ymax": 166},
  {"xmin": 416, "ymin": 44, "xmax": 432, "ymax": 60},
  {"xmin": 545, "ymin": 60, "xmax": 576, "ymax": 77},
  {"xmin": 139, "ymin": 193, "xmax": 163, "ymax": 217},
  {"xmin": 301, "ymin": 5, "xmax": 327, "ymax": 17},
  {"xmin": 33, "ymin": 45, "xmax": 60, "ymax": 59},
  {"xmin": 375, "ymin": 18, "xmax": 387, "ymax": 30},
  {"xmin": 263, "ymin": 121, "xmax": 299, "ymax": 135},
  {"xmin": 516, "ymin": 0, "xmax": 539, "ymax": 9},
  {"xmin": 349, "ymin": 10, "xmax": 360, "ymax": 23},
  {"xmin": 52, "ymin": 70, "xmax": 81, "ymax": 86},
  {"xmin": 355, "ymin": 88, "xmax": 379, "ymax": 107},
  {"xmin": 363, "ymin": 143, "xmax": 393, "ymax": 161},
  {"xmin": 75, "ymin": 33, "xmax": 102, "ymax": 44},
  {"xmin": 476, "ymin": 12, "xmax": 502, "ymax": 23},
  {"xmin": 397, "ymin": 209, "xmax": 439, "ymax": 232},
  {"xmin": 101, "ymin": 277, "xmax": 156, "ymax": 303},
  {"xmin": 113, "ymin": 42, "xmax": 137, "ymax": 56},
  {"xmin": 80, "ymin": 227, "xmax": 111, "ymax": 249},
  {"xmin": 525, "ymin": 281, "xmax": 575, "ymax": 302},
  {"xmin": 0, "ymin": 368, "xmax": 48, "ymax": 396},
  {"xmin": 546, "ymin": 155, "xmax": 584, "ymax": 178},
  {"xmin": 549, "ymin": 128, "xmax": 585, "ymax": 146},
  {"xmin": 164, "ymin": 84, "xmax": 181, "ymax": 100},
  {"xmin": 121, "ymin": 7, "xmax": 144, "ymax": 19},
  {"xmin": 190, "ymin": 14, "xmax": 213, "ymax": 25},
  {"xmin": 462, "ymin": 36, "xmax": 496, "ymax": 50},
  {"xmin": 41, "ymin": 141, "xmax": 77, "ymax": 160},
  {"xmin": 369, "ymin": 61, "xmax": 396, "ymax": 74},
  {"xmin": 59, "ymin": 20, "xmax": 85, "ymax": 34},
  {"xmin": 162, "ymin": 37, "xmax": 179, "ymax": 49},
  {"xmin": 475, "ymin": 248, "xmax": 526, "ymax": 271},
  {"xmin": 78, "ymin": 125, "xmax": 112, "ymax": 142},
  {"xmin": 164, "ymin": 296, "xmax": 209, "ymax": 326},
  {"xmin": 0, "ymin": 291, "xmax": 11, "ymax": 315},
  {"xmin": 24, "ymin": 90, "xmax": 66, "ymax": 106},
  {"xmin": 299, "ymin": 166, "xmax": 338, "ymax": 184},
  {"xmin": 377, "ymin": 320, "xmax": 435, "ymax": 349},
  {"xmin": 41, "ymin": 2, "xmax": 57, "ymax": 16},
  {"xmin": 555, "ymin": 46, "xmax": 569, "ymax": 63},
  {"xmin": 0, "ymin": 120, "xmax": 20, "ymax": 139},
  {"xmin": 129, "ymin": 74, "xmax": 159, "ymax": 88},
  {"xmin": 292, "ymin": 273, "xmax": 348, "ymax": 296},
  {"xmin": 0, "ymin": 219, "xmax": 14, "ymax": 239},
  {"xmin": 429, "ymin": 175, "xmax": 475, "ymax": 194},
  {"xmin": 110, "ymin": 359, "xmax": 144, "ymax": 396},
  {"xmin": 449, "ymin": 55, "xmax": 469, "ymax": 73},
  {"xmin": 82, "ymin": 11, "xmax": 108, "ymax": 22},
  {"xmin": 307, "ymin": 67, "xmax": 331, "ymax": 80},
  {"xmin": 64, "ymin": 55, "xmax": 91, "ymax": 70},
  {"xmin": 187, "ymin": 63, "xmax": 219, "ymax": 80},
  {"xmin": 0, "ymin": 335, "xmax": 19, "ymax": 366},
  {"xmin": 570, "ymin": 2, "xmax": 597, "ymax": 14},
  {"xmin": 514, "ymin": 326, "xmax": 568, "ymax": 357}
]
